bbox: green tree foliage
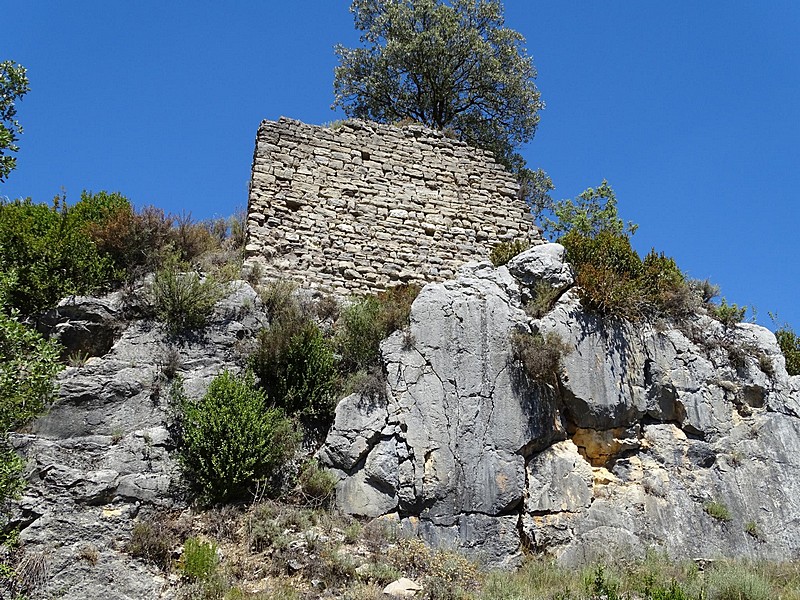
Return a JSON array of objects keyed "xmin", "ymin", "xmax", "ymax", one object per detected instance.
[
  {"xmin": 0, "ymin": 61, "xmax": 30, "ymax": 182},
  {"xmin": 544, "ymin": 180, "xmax": 637, "ymax": 240},
  {"xmin": 174, "ymin": 371, "xmax": 299, "ymax": 504},
  {"xmin": 0, "ymin": 273, "xmax": 62, "ymax": 504},
  {"xmin": 334, "ymin": 0, "xmax": 543, "ymax": 175},
  {"xmin": 0, "ymin": 193, "xmax": 122, "ymax": 314},
  {"xmin": 775, "ymin": 325, "xmax": 800, "ymax": 376}
]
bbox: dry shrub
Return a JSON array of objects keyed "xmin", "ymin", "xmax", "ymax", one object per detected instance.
[
  {"xmin": 387, "ymin": 538, "xmax": 480, "ymax": 597},
  {"xmin": 89, "ymin": 204, "xmax": 174, "ymax": 278},
  {"xmin": 126, "ymin": 516, "xmax": 179, "ymax": 570},
  {"xmin": 525, "ymin": 281, "xmax": 562, "ymax": 319},
  {"xmin": 511, "ymin": 330, "xmax": 571, "ymax": 384}
]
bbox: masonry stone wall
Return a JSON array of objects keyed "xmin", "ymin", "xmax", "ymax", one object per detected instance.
[{"xmin": 246, "ymin": 117, "xmax": 539, "ymax": 295}]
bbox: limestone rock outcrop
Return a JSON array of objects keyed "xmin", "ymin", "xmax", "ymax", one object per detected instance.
[
  {"xmin": 7, "ymin": 281, "xmax": 266, "ymax": 599},
  {"xmin": 320, "ymin": 243, "xmax": 800, "ymax": 567}
]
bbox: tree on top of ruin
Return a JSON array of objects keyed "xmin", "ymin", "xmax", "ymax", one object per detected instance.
[{"xmin": 333, "ymin": 0, "xmax": 551, "ymax": 214}]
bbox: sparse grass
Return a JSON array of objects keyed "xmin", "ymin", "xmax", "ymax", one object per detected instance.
[
  {"xmin": 179, "ymin": 537, "xmax": 218, "ymax": 581},
  {"xmin": 78, "ymin": 543, "xmax": 99, "ymax": 566},
  {"xmin": 490, "ymin": 239, "xmax": 530, "ymax": 267},
  {"xmin": 703, "ymin": 500, "xmax": 732, "ymax": 522},
  {"xmin": 111, "ymin": 426, "xmax": 125, "ymax": 444},
  {"xmin": 126, "ymin": 516, "xmax": 179, "ymax": 570},
  {"xmin": 745, "ymin": 521, "xmax": 760, "ymax": 539},
  {"xmin": 525, "ymin": 281, "xmax": 562, "ymax": 319},
  {"xmin": 66, "ymin": 350, "xmax": 91, "ymax": 367},
  {"xmin": 123, "ymin": 503, "xmax": 800, "ymax": 600},
  {"xmin": 707, "ymin": 563, "xmax": 773, "ymax": 600}
]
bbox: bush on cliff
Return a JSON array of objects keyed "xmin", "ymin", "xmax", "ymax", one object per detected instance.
[
  {"xmin": 561, "ymin": 230, "xmax": 694, "ymax": 322},
  {"xmin": 173, "ymin": 371, "xmax": 299, "ymax": 504},
  {"xmin": 337, "ymin": 283, "xmax": 420, "ymax": 371},
  {"xmin": 490, "ymin": 239, "xmax": 530, "ymax": 267},
  {"xmin": 0, "ymin": 193, "xmax": 119, "ymax": 314},
  {"xmin": 0, "ymin": 273, "xmax": 62, "ymax": 504},
  {"xmin": 550, "ymin": 181, "xmax": 694, "ymax": 322},
  {"xmin": 251, "ymin": 319, "xmax": 338, "ymax": 420},
  {"xmin": 150, "ymin": 256, "xmax": 225, "ymax": 334},
  {"xmin": 775, "ymin": 325, "xmax": 800, "ymax": 376}
]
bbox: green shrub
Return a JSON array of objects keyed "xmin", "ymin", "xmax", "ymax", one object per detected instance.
[
  {"xmin": 490, "ymin": 239, "xmax": 530, "ymax": 267},
  {"xmin": 251, "ymin": 319, "xmax": 337, "ymax": 420},
  {"xmin": 337, "ymin": 284, "xmax": 420, "ymax": 371},
  {"xmin": 707, "ymin": 564, "xmax": 772, "ymax": 600},
  {"xmin": 561, "ymin": 230, "xmax": 692, "ymax": 322},
  {"xmin": 151, "ymin": 258, "xmax": 224, "ymax": 334},
  {"xmin": 258, "ymin": 278, "xmax": 301, "ymax": 323},
  {"xmin": 297, "ymin": 459, "xmax": 337, "ymax": 507},
  {"xmin": 0, "ymin": 447, "xmax": 25, "ymax": 505},
  {"xmin": 175, "ymin": 371, "xmax": 299, "ymax": 504},
  {"xmin": 179, "ymin": 537, "xmax": 218, "ymax": 581},
  {"xmin": 338, "ymin": 295, "xmax": 385, "ymax": 370},
  {"xmin": 775, "ymin": 325, "xmax": 800, "ymax": 376},
  {"xmin": 0, "ymin": 195, "xmax": 117, "ymax": 314},
  {"xmin": 710, "ymin": 299, "xmax": 747, "ymax": 328},
  {"xmin": 0, "ymin": 288, "xmax": 62, "ymax": 503},
  {"xmin": 511, "ymin": 330, "xmax": 571, "ymax": 384},
  {"xmin": 703, "ymin": 500, "xmax": 732, "ymax": 521}
]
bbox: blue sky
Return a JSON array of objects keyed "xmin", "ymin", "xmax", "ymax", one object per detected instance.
[{"xmin": 2, "ymin": 2, "xmax": 798, "ymax": 329}]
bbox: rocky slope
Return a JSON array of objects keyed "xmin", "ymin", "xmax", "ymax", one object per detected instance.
[
  {"xmin": 7, "ymin": 282, "xmax": 266, "ymax": 599},
  {"xmin": 320, "ymin": 244, "xmax": 800, "ymax": 568},
  {"xmin": 5, "ymin": 246, "xmax": 800, "ymax": 598}
]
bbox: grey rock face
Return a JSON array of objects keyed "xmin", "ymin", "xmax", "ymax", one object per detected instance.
[
  {"xmin": 506, "ymin": 243, "xmax": 574, "ymax": 289},
  {"xmin": 8, "ymin": 281, "xmax": 266, "ymax": 600},
  {"xmin": 322, "ymin": 249, "xmax": 800, "ymax": 567},
  {"xmin": 37, "ymin": 293, "xmax": 127, "ymax": 358}
]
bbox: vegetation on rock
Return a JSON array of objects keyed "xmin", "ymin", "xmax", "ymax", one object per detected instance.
[
  {"xmin": 172, "ymin": 371, "xmax": 300, "ymax": 504},
  {"xmin": 775, "ymin": 324, "xmax": 800, "ymax": 376},
  {"xmin": 489, "ymin": 239, "xmax": 530, "ymax": 267},
  {"xmin": 0, "ymin": 273, "xmax": 62, "ymax": 504}
]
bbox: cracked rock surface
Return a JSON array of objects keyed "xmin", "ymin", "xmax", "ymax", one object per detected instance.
[
  {"xmin": 7, "ymin": 281, "xmax": 266, "ymax": 600},
  {"xmin": 321, "ymin": 242, "xmax": 800, "ymax": 567}
]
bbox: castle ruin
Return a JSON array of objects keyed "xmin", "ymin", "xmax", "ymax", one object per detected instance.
[{"xmin": 245, "ymin": 117, "xmax": 539, "ymax": 294}]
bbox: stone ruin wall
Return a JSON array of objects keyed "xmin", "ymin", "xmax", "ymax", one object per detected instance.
[{"xmin": 245, "ymin": 117, "xmax": 540, "ymax": 295}]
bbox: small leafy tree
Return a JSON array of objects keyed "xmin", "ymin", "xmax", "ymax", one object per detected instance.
[
  {"xmin": 334, "ymin": 0, "xmax": 551, "ymax": 211},
  {"xmin": 0, "ymin": 61, "xmax": 30, "ymax": 182},
  {"xmin": 175, "ymin": 371, "xmax": 299, "ymax": 504},
  {"xmin": 544, "ymin": 180, "xmax": 638, "ymax": 241}
]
